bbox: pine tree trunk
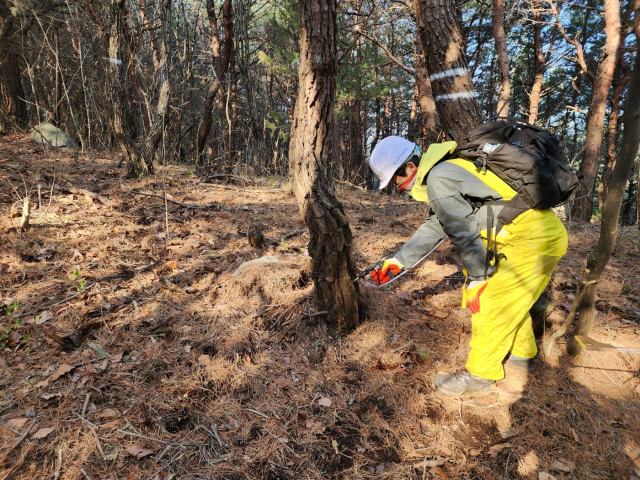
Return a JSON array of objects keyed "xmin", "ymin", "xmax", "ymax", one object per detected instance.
[
  {"xmin": 492, "ymin": 0, "xmax": 509, "ymax": 117},
  {"xmin": 414, "ymin": 35, "xmax": 440, "ymax": 146},
  {"xmin": 567, "ymin": 6, "xmax": 640, "ymax": 355},
  {"xmin": 289, "ymin": 0, "xmax": 359, "ymax": 332},
  {"xmin": 414, "ymin": 0, "xmax": 481, "ymax": 139},
  {"xmin": 0, "ymin": 3, "xmax": 28, "ymax": 128},
  {"xmin": 572, "ymin": 0, "xmax": 621, "ymax": 222}
]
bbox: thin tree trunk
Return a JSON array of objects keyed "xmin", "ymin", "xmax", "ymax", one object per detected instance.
[
  {"xmin": 289, "ymin": 0, "xmax": 359, "ymax": 331},
  {"xmin": 384, "ymin": 63, "xmax": 391, "ymax": 137},
  {"xmin": 597, "ymin": 77, "xmax": 626, "ymax": 210},
  {"xmin": 222, "ymin": 0, "xmax": 236, "ymax": 166},
  {"xmin": 198, "ymin": 0, "xmax": 223, "ymax": 154},
  {"xmin": 138, "ymin": 0, "xmax": 171, "ymax": 174},
  {"xmin": 572, "ymin": 0, "xmax": 621, "ymax": 222},
  {"xmin": 597, "ymin": 9, "xmax": 632, "ymax": 209},
  {"xmin": 408, "ymin": 89, "xmax": 417, "ymax": 143},
  {"xmin": 529, "ymin": 1, "xmax": 545, "ymax": 124},
  {"xmin": 492, "ymin": 0, "xmax": 509, "ymax": 117},
  {"xmin": 414, "ymin": 0, "xmax": 481, "ymax": 138},
  {"xmin": 108, "ymin": 0, "xmax": 144, "ymax": 176},
  {"xmin": 621, "ymin": 166, "xmax": 636, "ymax": 224},
  {"xmin": 0, "ymin": 2, "xmax": 28, "ymax": 128},
  {"xmin": 566, "ymin": 1, "xmax": 640, "ymax": 355},
  {"xmin": 353, "ymin": 99, "xmax": 363, "ymax": 179}
]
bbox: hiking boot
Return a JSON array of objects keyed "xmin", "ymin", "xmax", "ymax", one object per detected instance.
[
  {"xmin": 433, "ymin": 370, "xmax": 494, "ymax": 395},
  {"xmin": 506, "ymin": 354, "xmax": 535, "ymax": 371}
]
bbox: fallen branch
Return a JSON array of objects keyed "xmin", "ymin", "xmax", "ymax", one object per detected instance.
[
  {"xmin": 5, "ymin": 419, "xmax": 37, "ymax": 456},
  {"xmin": 130, "ymin": 190, "xmax": 220, "ymax": 210},
  {"xmin": 16, "ymin": 283, "xmax": 97, "ymax": 319},
  {"xmin": 77, "ymin": 415, "xmax": 106, "ymax": 460},
  {"xmin": 116, "ymin": 429, "xmax": 171, "ymax": 445},
  {"xmin": 262, "ymin": 427, "xmax": 300, "ymax": 458},
  {"xmin": 203, "ymin": 174, "xmax": 255, "ymax": 184},
  {"xmin": 81, "ymin": 394, "xmax": 91, "ymax": 418},
  {"xmin": 334, "ymin": 179, "xmax": 368, "ymax": 191},
  {"xmin": 58, "ymin": 186, "xmax": 114, "ymax": 207},
  {"xmin": 201, "ymin": 183, "xmax": 288, "ymax": 194},
  {"xmin": 282, "ymin": 228, "xmax": 308, "ymax": 240}
]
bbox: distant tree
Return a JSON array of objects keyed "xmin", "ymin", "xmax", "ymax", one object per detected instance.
[
  {"xmin": 289, "ymin": 0, "xmax": 359, "ymax": 330},
  {"xmin": 528, "ymin": 1, "xmax": 559, "ymax": 124},
  {"xmin": 492, "ymin": 0, "xmax": 509, "ymax": 117}
]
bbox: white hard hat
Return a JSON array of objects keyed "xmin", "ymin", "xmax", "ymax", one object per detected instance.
[{"xmin": 369, "ymin": 136, "xmax": 417, "ymax": 190}]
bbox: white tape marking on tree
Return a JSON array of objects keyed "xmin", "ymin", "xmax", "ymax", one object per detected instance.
[
  {"xmin": 429, "ymin": 67, "xmax": 469, "ymax": 82},
  {"xmin": 434, "ymin": 91, "xmax": 476, "ymax": 102}
]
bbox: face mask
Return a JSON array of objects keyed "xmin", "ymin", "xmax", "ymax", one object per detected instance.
[{"xmin": 396, "ymin": 170, "xmax": 417, "ymax": 192}]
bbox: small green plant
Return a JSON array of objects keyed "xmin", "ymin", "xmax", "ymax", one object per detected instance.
[
  {"xmin": 279, "ymin": 240, "xmax": 290, "ymax": 251},
  {"xmin": 4, "ymin": 300, "xmax": 19, "ymax": 316},
  {"xmin": 67, "ymin": 269, "xmax": 86, "ymax": 291}
]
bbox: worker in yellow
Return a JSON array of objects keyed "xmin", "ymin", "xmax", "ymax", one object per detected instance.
[{"xmin": 369, "ymin": 136, "xmax": 568, "ymax": 395}]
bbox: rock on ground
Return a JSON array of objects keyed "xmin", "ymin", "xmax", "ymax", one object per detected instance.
[{"xmin": 31, "ymin": 122, "xmax": 77, "ymax": 149}]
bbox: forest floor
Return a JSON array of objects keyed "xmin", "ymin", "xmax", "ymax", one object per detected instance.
[{"xmin": 1, "ymin": 133, "xmax": 640, "ymax": 480}]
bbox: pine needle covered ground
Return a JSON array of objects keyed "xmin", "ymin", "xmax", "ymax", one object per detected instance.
[{"xmin": 1, "ymin": 135, "xmax": 640, "ymax": 479}]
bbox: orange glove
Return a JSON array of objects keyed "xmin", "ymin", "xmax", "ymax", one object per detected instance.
[
  {"xmin": 371, "ymin": 258, "xmax": 403, "ymax": 285},
  {"xmin": 462, "ymin": 280, "xmax": 488, "ymax": 314}
]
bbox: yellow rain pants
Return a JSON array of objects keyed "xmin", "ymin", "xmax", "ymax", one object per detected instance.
[{"xmin": 465, "ymin": 209, "xmax": 568, "ymax": 380}]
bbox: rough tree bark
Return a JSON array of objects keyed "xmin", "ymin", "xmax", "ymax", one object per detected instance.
[
  {"xmin": 0, "ymin": 0, "xmax": 27, "ymax": 128},
  {"xmin": 414, "ymin": 0, "xmax": 481, "ymax": 139},
  {"xmin": 571, "ymin": 0, "xmax": 621, "ymax": 222},
  {"xmin": 565, "ymin": 0, "xmax": 640, "ymax": 356},
  {"xmin": 492, "ymin": 0, "xmax": 509, "ymax": 117},
  {"xmin": 414, "ymin": 34, "xmax": 441, "ymax": 146},
  {"xmin": 289, "ymin": 0, "xmax": 359, "ymax": 331}
]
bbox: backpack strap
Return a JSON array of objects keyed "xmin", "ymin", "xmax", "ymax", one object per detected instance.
[
  {"xmin": 496, "ymin": 195, "xmax": 530, "ymax": 225},
  {"xmin": 484, "ymin": 201, "xmax": 507, "ymax": 278}
]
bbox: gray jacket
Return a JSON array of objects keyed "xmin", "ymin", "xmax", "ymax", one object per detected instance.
[{"xmin": 393, "ymin": 161, "xmax": 506, "ymax": 281}]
